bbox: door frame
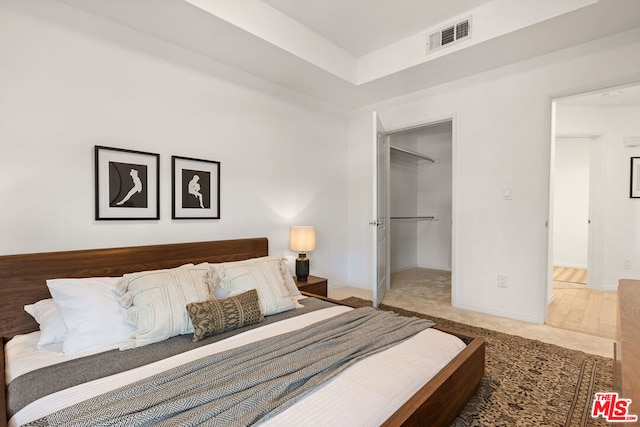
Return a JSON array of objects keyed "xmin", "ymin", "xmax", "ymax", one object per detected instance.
[
  {"xmin": 373, "ymin": 112, "xmax": 457, "ymax": 306},
  {"xmin": 545, "ymin": 80, "xmax": 640, "ymax": 316},
  {"xmin": 546, "ymin": 95, "xmax": 607, "ymax": 319}
]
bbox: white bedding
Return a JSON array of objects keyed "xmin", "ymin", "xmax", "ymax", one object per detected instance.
[
  {"xmin": 5, "ymin": 335, "xmax": 121, "ymax": 384},
  {"xmin": 8, "ymin": 305, "xmax": 465, "ymax": 427}
]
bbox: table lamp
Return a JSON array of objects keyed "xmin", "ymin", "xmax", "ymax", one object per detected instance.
[{"xmin": 289, "ymin": 226, "xmax": 316, "ymax": 282}]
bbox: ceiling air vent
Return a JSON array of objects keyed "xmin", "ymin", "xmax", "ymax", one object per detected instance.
[{"xmin": 428, "ymin": 17, "xmax": 471, "ymax": 53}]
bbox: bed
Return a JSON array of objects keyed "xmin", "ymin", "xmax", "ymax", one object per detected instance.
[{"xmin": 1, "ymin": 238, "xmax": 484, "ymax": 426}]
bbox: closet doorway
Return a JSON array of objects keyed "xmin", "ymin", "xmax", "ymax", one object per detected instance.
[{"xmin": 387, "ymin": 120, "xmax": 453, "ymax": 302}]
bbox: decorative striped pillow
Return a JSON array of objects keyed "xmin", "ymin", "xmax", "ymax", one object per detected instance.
[{"xmin": 186, "ymin": 289, "xmax": 264, "ymax": 342}]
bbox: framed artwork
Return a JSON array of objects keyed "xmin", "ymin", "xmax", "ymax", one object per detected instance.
[
  {"xmin": 94, "ymin": 146, "xmax": 160, "ymax": 220},
  {"xmin": 172, "ymin": 156, "xmax": 220, "ymax": 219},
  {"xmin": 631, "ymin": 157, "xmax": 640, "ymax": 198}
]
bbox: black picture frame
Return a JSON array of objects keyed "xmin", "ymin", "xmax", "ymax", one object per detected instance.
[
  {"xmin": 172, "ymin": 156, "xmax": 220, "ymax": 219},
  {"xmin": 631, "ymin": 157, "xmax": 640, "ymax": 198},
  {"xmin": 94, "ymin": 146, "xmax": 160, "ymax": 220}
]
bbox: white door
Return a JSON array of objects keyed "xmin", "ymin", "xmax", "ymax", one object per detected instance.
[
  {"xmin": 552, "ymin": 137, "xmax": 590, "ymax": 270},
  {"xmin": 372, "ymin": 112, "xmax": 389, "ymax": 307},
  {"xmin": 551, "ymin": 136, "xmax": 603, "ymax": 290}
]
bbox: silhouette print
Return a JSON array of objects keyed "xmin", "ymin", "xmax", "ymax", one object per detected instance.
[
  {"xmin": 188, "ymin": 175, "xmax": 204, "ymax": 208},
  {"xmin": 116, "ymin": 168, "xmax": 143, "ymax": 206}
]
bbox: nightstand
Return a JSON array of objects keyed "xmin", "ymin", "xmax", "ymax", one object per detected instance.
[{"xmin": 293, "ymin": 275, "xmax": 328, "ymax": 297}]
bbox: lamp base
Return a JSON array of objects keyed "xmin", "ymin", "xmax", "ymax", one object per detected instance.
[{"xmin": 295, "ymin": 253, "xmax": 309, "ymax": 282}]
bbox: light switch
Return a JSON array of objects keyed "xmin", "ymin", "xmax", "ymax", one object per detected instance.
[{"xmin": 502, "ymin": 187, "xmax": 512, "ymax": 200}]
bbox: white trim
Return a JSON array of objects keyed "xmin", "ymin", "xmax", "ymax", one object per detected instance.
[{"xmin": 452, "ymin": 301, "xmax": 542, "ymax": 324}]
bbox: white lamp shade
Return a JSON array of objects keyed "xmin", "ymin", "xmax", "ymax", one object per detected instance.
[{"xmin": 289, "ymin": 226, "xmax": 316, "ymax": 252}]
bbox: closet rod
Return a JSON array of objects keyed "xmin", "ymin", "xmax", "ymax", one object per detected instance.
[
  {"xmin": 390, "ymin": 145, "xmax": 435, "ymax": 163},
  {"xmin": 390, "ymin": 216, "xmax": 437, "ymax": 220}
]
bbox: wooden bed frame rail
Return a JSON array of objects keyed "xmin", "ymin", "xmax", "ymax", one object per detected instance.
[
  {"xmin": 383, "ymin": 326, "xmax": 485, "ymax": 426},
  {"xmin": 1, "ymin": 338, "xmax": 5, "ymax": 427},
  {"xmin": 1, "ymin": 238, "xmax": 484, "ymax": 427}
]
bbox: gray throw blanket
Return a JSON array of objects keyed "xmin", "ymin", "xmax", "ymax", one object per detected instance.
[{"xmin": 23, "ymin": 307, "xmax": 434, "ymax": 427}]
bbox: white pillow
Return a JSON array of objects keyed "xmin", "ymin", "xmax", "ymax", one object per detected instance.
[
  {"xmin": 282, "ymin": 256, "xmax": 303, "ymax": 298},
  {"xmin": 23, "ymin": 299, "xmax": 67, "ymax": 349},
  {"xmin": 47, "ymin": 277, "xmax": 135, "ymax": 355},
  {"xmin": 284, "ymin": 272, "xmax": 303, "ymax": 300},
  {"xmin": 212, "ymin": 256, "xmax": 299, "ymax": 316},
  {"xmin": 208, "ymin": 255, "xmax": 301, "ymax": 298},
  {"xmin": 116, "ymin": 264, "xmax": 210, "ymax": 349}
]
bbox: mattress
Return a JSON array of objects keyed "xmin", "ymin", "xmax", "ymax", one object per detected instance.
[{"xmin": 7, "ymin": 303, "xmax": 465, "ymax": 426}]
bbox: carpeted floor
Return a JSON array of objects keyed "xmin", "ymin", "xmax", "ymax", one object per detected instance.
[{"xmin": 341, "ymin": 297, "xmax": 613, "ymax": 427}]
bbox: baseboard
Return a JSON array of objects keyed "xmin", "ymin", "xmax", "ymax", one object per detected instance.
[
  {"xmin": 416, "ymin": 264, "xmax": 452, "ymax": 272},
  {"xmin": 391, "ymin": 264, "xmax": 418, "ymax": 274},
  {"xmin": 452, "ymin": 301, "xmax": 543, "ymax": 324}
]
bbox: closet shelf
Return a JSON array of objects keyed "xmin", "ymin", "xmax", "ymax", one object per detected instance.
[
  {"xmin": 391, "ymin": 216, "xmax": 438, "ymax": 221},
  {"xmin": 390, "ymin": 145, "xmax": 435, "ymax": 163}
]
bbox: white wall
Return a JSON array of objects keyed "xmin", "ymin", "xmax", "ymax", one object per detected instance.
[
  {"xmin": 6, "ymin": 1, "xmax": 640, "ymax": 320},
  {"xmin": 556, "ymin": 104, "xmax": 640, "ymax": 290},
  {"xmin": 389, "ymin": 144, "xmax": 419, "ymax": 272},
  {"xmin": 552, "ymin": 137, "xmax": 591, "ymax": 269},
  {"xmin": 0, "ymin": 1, "xmax": 349, "ymax": 287},
  {"xmin": 417, "ymin": 124, "xmax": 452, "ymax": 271},
  {"xmin": 348, "ymin": 28, "xmax": 640, "ymax": 323}
]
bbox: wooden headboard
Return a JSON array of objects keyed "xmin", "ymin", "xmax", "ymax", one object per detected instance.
[{"xmin": 0, "ymin": 238, "xmax": 269, "ymax": 340}]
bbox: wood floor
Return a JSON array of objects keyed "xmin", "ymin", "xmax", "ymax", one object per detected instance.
[
  {"xmin": 552, "ymin": 266, "xmax": 588, "ymax": 284},
  {"xmin": 547, "ymin": 285, "xmax": 617, "ymax": 339}
]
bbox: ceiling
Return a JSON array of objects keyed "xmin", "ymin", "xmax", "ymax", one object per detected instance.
[
  {"xmin": 58, "ymin": 0, "xmax": 640, "ymax": 110},
  {"xmin": 262, "ymin": 0, "xmax": 494, "ymax": 56}
]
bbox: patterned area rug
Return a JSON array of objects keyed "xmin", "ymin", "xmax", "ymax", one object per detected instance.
[{"xmin": 340, "ymin": 297, "xmax": 613, "ymax": 427}]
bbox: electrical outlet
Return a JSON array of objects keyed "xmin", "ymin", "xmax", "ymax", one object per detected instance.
[
  {"xmin": 624, "ymin": 258, "xmax": 631, "ymax": 270},
  {"xmin": 498, "ymin": 274, "xmax": 508, "ymax": 288}
]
